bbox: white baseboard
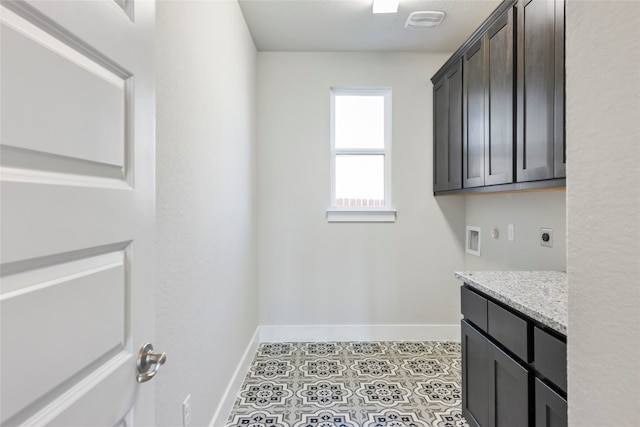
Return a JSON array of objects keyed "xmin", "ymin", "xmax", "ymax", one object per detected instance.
[
  {"xmin": 259, "ymin": 324, "xmax": 461, "ymax": 342},
  {"xmin": 209, "ymin": 327, "xmax": 260, "ymax": 427}
]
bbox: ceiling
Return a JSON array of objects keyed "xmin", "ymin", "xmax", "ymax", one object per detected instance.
[{"xmin": 238, "ymin": 0, "xmax": 502, "ymax": 52}]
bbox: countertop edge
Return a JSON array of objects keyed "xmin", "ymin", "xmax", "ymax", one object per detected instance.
[{"xmin": 455, "ymin": 271, "xmax": 567, "ymax": 336}]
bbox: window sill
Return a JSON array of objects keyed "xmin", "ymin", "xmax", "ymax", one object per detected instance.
[{"xmin": 326, "ymin": 209, "xmax": 397, "ymax": 223}]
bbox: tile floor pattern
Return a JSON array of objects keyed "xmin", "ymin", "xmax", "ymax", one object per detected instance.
[{"xmin": 225, "ymin": 341, "xmax": 470, "ymax": 427}]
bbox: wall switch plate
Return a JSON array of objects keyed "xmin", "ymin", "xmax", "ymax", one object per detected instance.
[
  {"xmin": 508, "ymin": 224, "xmax": 515, "ymax": 241},
  {"xmin": 540, "ymin": 228, "xmax": 553, "ymax": 247},
  {"xmin": 183, "ymin": 394, "xmax": 192, "ymax": 427}
]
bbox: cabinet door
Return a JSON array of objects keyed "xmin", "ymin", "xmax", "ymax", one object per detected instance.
[
  {"xmin": 553, "ymin": 0, "xmax": 565, "ymax": 178},
  {"xmin": 535, "ymin": 379, "xmax": 567, "ymax": 427},
  {"xmin": 433, "ymin": 61, "xmax": 463, "ymax": 192},
  {"xmin": 462, "ymin": 320, "xmax": 489, "ymax": 427},
  {"xmin": 433, "ymin": 77, "xmax": 448, "ymax": 192},
  {"xmin": 489, "ymin": 342, "xmax": 530, "ymax": 427},
  {"xmin": 463, "ymin": 39, "xmax": 485, "ymax": 188},
  {"xmin": 516, "ymin": 0, "xmax": 557, "ymax": 182},
  {"xmin": 485, "ymin": 9, "xmax": 515, "ymax": 186},
  {"xmin": 447, "ymin": 62, "xmax": 463, "ymax": 189}
]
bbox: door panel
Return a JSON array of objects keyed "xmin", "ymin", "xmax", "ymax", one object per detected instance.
[
  {"xmin": 1, "ymin": 249, "xmax": 127, "ymax": 421},
  {"xmin": 463, "ymin": 40, "xmax": 485, "ymax": 188},
  {"xmin": 0, "ymin": 0, "xmax": 155, "ymax": 425},
  {"xmin": 1, "ymin": 20, "xmax": 127, "ymax": 169},
  {"xmin": 489, "ymin": 343, "xmax": 530, "ymax": 427},
  {"xmin": 485, "ymin": 10, "xmax": 514, "ymax": 186},
  {"xmin": 553, "ymin": 0, "xmax": 565, "ymax": 178},
  {"xmin": 462, "ymin": 321, "xmax": 489, "ymax": 427},
  {"xmin": 447, "ymin": 62, "xmax": 463, "ymax": 190},
  {"xmin": 517, "ymin": 0, "xmax": 555, "ymax": 181},
  {"xmin": 535, "ymin": 379, "xmax": 567, "ymax": 427},
  {"xmin": 40, "ymin": 356, "xmax": 135, "ymax": 427},
  {"xmin": 433, "ymin": 61, "xmax": 462, "ymax": 192},
  {"xmin": 434, "ymin": 78, "xmax": 448, "ymax": 192}
]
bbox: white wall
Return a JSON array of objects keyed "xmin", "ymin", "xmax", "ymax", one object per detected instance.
[
  {"xmin": 155, "ymin": 1, "xmax": 257, "ymax": 426},
  {"xmin": 257, "ymin": 52, "xmax": 466, "ymax": 335},
  {"xmin": 566, "ymin": 1, "xmax": 640, "ymax": 425},
  {"xmin": 464, "ymin": 191, "xmax": 566, "ymax": 271}
]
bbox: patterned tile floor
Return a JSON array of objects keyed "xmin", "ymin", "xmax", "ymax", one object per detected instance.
[{"xmin": 225, "ymin": 341, "xmax": 470, "ymax": 427}]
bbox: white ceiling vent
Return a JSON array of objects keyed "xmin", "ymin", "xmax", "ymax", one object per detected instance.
[{"xmin": 405, "ymin": 11, "xmax": 446, "ymax": 30}]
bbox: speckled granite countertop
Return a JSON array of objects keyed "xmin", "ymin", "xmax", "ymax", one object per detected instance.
[{"xmin": 455, "ymin": 271, "xmax": 567, "ymax": 336}]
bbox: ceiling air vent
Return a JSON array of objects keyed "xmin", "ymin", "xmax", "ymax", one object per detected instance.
[{"xmin": 405, "ymin": 11, "xmax": 446, "ymax": 30}]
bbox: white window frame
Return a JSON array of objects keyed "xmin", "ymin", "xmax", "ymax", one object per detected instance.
[{"xmin": 327, "ymin": 87, "xmax": 396, "ymax": 223}]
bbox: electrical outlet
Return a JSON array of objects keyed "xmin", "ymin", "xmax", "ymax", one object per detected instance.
[
  {"xmin": 540, "ymin": 228, "xmax": 553, "ymax": 248},
  {"xmin": 183, "ymin": 394, "xmax": 192, "ymax": 427}
]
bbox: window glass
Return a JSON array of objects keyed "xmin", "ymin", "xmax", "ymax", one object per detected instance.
[
  {"xmin": 334, "ymin": 95, "xmax": 385, "ymax": 149},
  {"xmin": 335, "ymin": 155, "xmax": 385, "ymax": 207}
]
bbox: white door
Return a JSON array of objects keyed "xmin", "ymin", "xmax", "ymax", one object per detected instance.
[{"xmin": 0, "ymin": 0, "xmax": 157, "ymax": 425}]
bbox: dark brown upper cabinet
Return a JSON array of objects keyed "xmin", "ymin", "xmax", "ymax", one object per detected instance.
[
  {"xmin": 463, "ymin": 39, "xmax": 486, "ymax": 188},
  {"xmin": 432, "ymin": 0, "xmax": 565, "ymax": 195},
  {"xmin": 485, "ymin": 9, "xmax": 515, "ymax": 186},
  {"xmin": 464, "ymin": 8, "xmax": 514, "ymax": 189},
  {"xmin": 516, "ymin": 0, "xmax": 566, "ymax": 182},
  {"xmin": 433, "ymin": 60, "xmax": 463, "ymax": 192}
]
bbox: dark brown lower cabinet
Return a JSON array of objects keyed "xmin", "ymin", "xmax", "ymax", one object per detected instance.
[
  {"xmin": 462, "ymin": 320, "xmax": 489, "ymax": 427},
  {"xmin": 462, "ymin": 320, "xmax": 529, "ymax": 427},
  {"xmin": 535, "ymin": 379, "xmax": 567, "ymax": 427},
  {"xmin": 489, "ymin": 342, "xmax": 530, "ymax": 427},
  {"xmin": 461, "ymin": 285, "xmax": 568, "ymax": 427}
]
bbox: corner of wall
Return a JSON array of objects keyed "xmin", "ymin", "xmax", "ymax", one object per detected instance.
[{"xmin": 209, "ymin": 328, "xmax": 260, "ymax": 427}]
